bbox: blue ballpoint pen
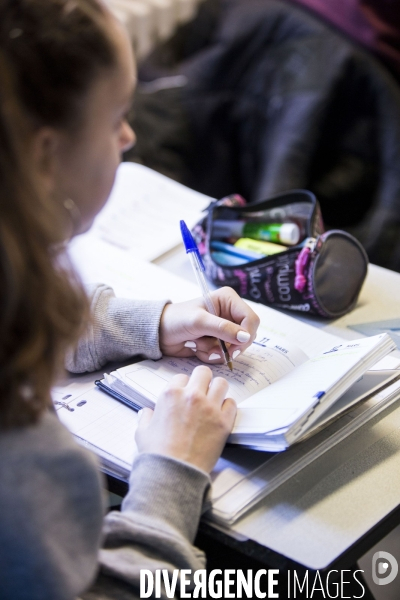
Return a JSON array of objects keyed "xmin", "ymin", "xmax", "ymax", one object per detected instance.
[{"xmin": 180, "ymin": 220, "xmax": 233, "ymax": 371}]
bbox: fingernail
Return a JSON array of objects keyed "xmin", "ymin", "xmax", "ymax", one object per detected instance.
[
  {"xmin": 137, "ymin": 409, "xmax": 143, "ymax": 422},
  {"xmin": 232, "ymin": 350, "xmax": 241, "ymax": 359},
  {"xmin": 184, "ymin": 341, "xmax": 197, "ymax": 349},
  {"xmin": 192, "ymin": 349, "xmax": 197, "ymax": 353},
  {"xmin": 236, "ymin": 330, "xmax": 250, "ymax": 343},
  {"xmin": 209, "ymin": 353, "xmax": 221, "ymax": 361}
]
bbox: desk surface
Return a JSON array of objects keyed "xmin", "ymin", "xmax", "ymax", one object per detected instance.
[
  {"xmin": 155, "ymin": 252, "xmax": 400, "ymax": 570},
  {"xmin": 228, "ymin": 400, "xmax": 400, "ymax": 569}
]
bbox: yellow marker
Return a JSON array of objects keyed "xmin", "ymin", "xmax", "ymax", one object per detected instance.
[{"xmin": 234, "ymin": 238, "xmax": 286, "ymax": 255}]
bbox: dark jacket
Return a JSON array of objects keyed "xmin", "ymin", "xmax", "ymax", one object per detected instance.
[
  {"xmin": 288, "ymin": 0, "xmax": 400, "ymax": 81},
  {"xmin": 128, "ymin": 0, "xmax": 400, "ymax": 271}
]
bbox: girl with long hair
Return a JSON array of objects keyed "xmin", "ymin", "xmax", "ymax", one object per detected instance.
[{"xmin": 0, "ymin": 1, "xmax": 259, "ymax": 597}]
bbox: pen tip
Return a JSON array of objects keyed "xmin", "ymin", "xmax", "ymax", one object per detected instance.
[{"xmin": 228, "ymin": 360, "xmax": 233, "ymax": 372}]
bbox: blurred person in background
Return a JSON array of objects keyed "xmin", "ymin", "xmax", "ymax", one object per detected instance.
[{"xmin": 129, "ymin": 0, "xmax": 400, "ymax": 272}]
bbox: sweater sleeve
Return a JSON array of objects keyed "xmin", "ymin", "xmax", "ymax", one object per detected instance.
[
  {"xmin": 0, "ymin": 412, "xmax": 105, "ymax": 600},
  {"xmin": 83, "ymin": 453, "xmax": 211, "ymax": 600},
  {"xmin": 66, "ymin": 284, "xmax": 170, "ymax": 373}
]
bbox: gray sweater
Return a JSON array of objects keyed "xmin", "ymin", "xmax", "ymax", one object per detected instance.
[{"xmin": 0, "ymin": 285, "xmax": 211, "ymax": 600}]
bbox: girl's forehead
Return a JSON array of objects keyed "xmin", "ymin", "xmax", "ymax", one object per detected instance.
[
  {"xmin": 83, "ymin": 20, "xmax": 136, "ymax": 114},
  {"xmin": 108, "ymin": 12, "xmax": 136, "ymax": 72}
]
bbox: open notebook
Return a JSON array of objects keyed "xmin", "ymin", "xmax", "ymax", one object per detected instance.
[
  {"xmin": 97, "ymin": 332, "xmax": 396, "ymax": 451},
  {"xmin": 55, "ymin": 367, "xmax": 400, "ymax": 525}
]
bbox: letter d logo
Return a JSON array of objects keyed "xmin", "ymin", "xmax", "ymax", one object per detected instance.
[{"xmin": 372, "ymin": 551, "xmax": 398, "ymax": 585}]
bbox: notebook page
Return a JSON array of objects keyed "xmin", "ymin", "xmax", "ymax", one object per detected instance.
[
  {"xmin": 54, "ymin": 381, "xmax": 277, "ymax": 499},
  {"xmin": 114, "ymin": 335, "xmax": 309, "ymax": 404},
  {"xmin": 55, "ymin": 386, "xmax": 138, "ymax": 467},
  {"xmin": 246, "ymin": 300, "xmax": 342, "ymax": 357},
  {"xmin": 234, "ymin": 334, "xmax": 394, "ymax": 433},
  {"xmin": 85, "ymin": 162, "xmax": 212, "ymax": 261}
]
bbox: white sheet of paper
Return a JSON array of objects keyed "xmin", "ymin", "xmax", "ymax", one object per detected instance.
[
  {"xmin": 55, "ymin": 385, "xmax": 138, "ymax": 467},
  {"xmin": 68, "ymin": 235, "xmax": 199, "ymax": 302},
  {"xmin": 234, "ymin": 334, "xmax": 394, "ymax": 433},
  {"xmin": 246, "ymin": 300, "xmax": 342, "ymax": 357},
  {"xmin": 85, "ymin": 162, "xmax": 212, "ymax": 261}
]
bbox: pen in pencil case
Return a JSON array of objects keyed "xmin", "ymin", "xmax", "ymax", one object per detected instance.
[
  {"xmin": 210, "ymin": 240, "xmax": 264, "ymax": 261},
  {"xmin": 211, "ymin": 251, "xmax": 252, "ymax": 266},
  {"xmin": 212, "ymin": 220, "xmax": 301, "ymax": 245},
  {"xmin": 180, "ymin": 220, "xmax": 233, "ymax": 371}
]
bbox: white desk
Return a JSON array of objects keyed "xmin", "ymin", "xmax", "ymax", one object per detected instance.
[
  {"xmin": 155, "ymin": 250, "xmax": 400, "ymax": 570},
  {"xmin": 227, "ymin": 401, "xmax": 400, "ymax": 569}
]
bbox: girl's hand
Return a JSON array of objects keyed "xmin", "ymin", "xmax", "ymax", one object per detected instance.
[
  {"xmin": 135, "ymin": 366, "xmax": 236, "ymax": 473},
  {"xmin": 159, "ymin": 286, "xmax": 260, "ymax": 364}
]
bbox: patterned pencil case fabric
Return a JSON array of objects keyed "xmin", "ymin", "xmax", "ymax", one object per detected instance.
[{"xmin": 192, "ymin": 190, "xmax": 368, "ymax": 318}]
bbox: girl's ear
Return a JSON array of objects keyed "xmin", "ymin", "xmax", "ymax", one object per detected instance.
[{"xmin": 31, "ymin": 126, "xmax": 62, "ymax": 195}]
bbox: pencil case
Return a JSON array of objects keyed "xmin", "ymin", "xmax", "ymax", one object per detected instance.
[{"xmin": 192, "ymin": 190, "xmax": 368, "ymax": 318}]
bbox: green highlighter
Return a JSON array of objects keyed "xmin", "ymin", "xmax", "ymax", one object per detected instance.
[{"xmin": 212, "ymin": 220, "xmax": 300, "ymax": 245}]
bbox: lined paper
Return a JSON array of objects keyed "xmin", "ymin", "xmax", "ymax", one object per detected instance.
[{"xmin": 115, "ymin": 334, "xmax": 309, "ymax": 404}]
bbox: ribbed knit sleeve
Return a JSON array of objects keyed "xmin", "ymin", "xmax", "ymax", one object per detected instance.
[
  {"xmin": 83, "ymin": 454, "xmax": 211, "ymax": 600},
  {"xmin": 65, "ymin": 284, "xmax": 170, "ymax": 373}
]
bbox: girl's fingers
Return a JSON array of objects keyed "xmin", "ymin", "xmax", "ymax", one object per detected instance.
[
  {"xmin": 169, "ymin": 373, "xmax": 190, "ymax": 387},
  {"xmin": 189, "ymin": 341, "xmax": 244, "ymax": 365},
  {"xmin": 207, "ymin": 376, "xmax": 229, "ymax": 405},
  {"xmin": 184, "ymin": 336, "xmax": 213, "ymax": 351},
  {"xmin": 211, "ymin": 287, "xmax": 260, "ymax": 340},
  {"xmin": 190, "ymin": 311, "xmax": 253, "ymax": 347},
  {"xmin": 221, "ymin": 397, "xmax": 237, "ymax": 424},
  {"xmin": 227, "ymin": 345, "xmax": 243, "ymax": 361},
  {"xmin": 185, "ymin": 336, "xmax": 224, "ymax": 355},
  {"xmin": 135, "ymin": 407, "xmax": 153, "ymax": 430},
  {"xmin": 185, "ymin": 365, "xmax": 214, "ymax": 395}
]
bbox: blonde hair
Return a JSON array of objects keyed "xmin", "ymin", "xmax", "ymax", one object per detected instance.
[{"xmin": 0, "ymin": 0, "xmax": 117, "ymax": 427}]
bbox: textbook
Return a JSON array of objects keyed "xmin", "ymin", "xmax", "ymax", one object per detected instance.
[{"xmin": 96, "ymin": 331, "xmax": 396, "ymax": 451}]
